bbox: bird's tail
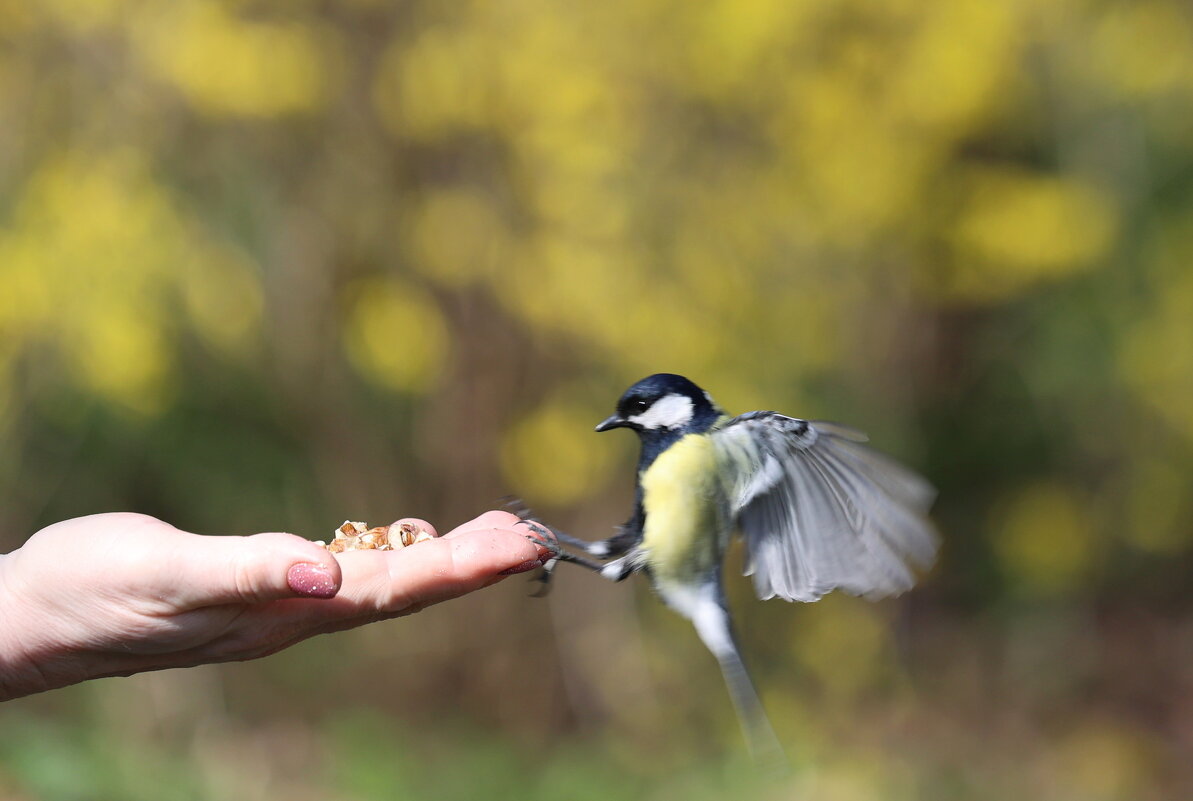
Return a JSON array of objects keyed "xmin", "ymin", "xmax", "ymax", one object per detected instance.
[
  {"xmin": 716, "ymin": 642, "xmax": 783, "ymax": 764},
  {"xmin": 687, "ymin": 590, "xmax": 786, "ymax": 767}
]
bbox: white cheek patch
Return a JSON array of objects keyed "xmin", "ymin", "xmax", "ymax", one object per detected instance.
[{"xmin": 630, "ymin": 393, "xmax": 695, "ymax": 430}]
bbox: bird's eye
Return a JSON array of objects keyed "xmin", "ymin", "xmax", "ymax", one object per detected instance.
[{"xmin": 633, "ymin": 399, "xmax": 649, "ymax": 412}]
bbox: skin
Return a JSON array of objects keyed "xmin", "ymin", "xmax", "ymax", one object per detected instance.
[{"xmin": 0, "ymin": 510, "xmax": 551, "ymax": 701}]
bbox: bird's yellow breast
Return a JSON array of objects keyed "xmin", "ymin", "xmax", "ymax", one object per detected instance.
[{"xmin": 639, "ymin": 434, "xmax": 725, "ymax": 579}]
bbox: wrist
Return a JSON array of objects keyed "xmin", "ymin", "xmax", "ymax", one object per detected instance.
[{"xmin": 0, "ymin": 551, "xmax": 56, "ymax": 701}]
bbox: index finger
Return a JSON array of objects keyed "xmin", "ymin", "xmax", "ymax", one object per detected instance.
[
  {"xmin": 443, "ymin": 510, "xmax": 526, "ymax": 539},
  {"xmin": 444, "ymin": 511, "xmax": 556, "ymax": 561}
]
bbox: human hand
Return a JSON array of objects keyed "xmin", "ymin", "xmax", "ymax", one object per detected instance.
[{"xmin": 0, "ymin": 511, "xmax": 551, "ymax": 701}]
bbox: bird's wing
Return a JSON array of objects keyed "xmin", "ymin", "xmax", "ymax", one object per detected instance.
[{"xmin": 711, "ymin": 412, "xmax": 938, "ymax": 602}]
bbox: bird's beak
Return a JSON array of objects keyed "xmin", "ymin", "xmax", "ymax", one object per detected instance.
[{"xmin": 595, "ymin": 414, "xmax": 628, "ymax": 432}]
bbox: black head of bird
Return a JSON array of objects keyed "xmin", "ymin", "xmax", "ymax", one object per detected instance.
[
  {"xmin": 594, "ymin": 373, "xmax": 725, "ymax": 466},
  {"xmin": 595, "ymin": 373, "xmax": 721, "ymax": 434},
  {"xmin": 525, "ymin": 373, "xmax": 938, "ymax": 763}
]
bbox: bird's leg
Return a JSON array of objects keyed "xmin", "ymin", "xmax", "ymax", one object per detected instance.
[
  {"xmin": 504, "ymin": 497, "xmax": 631, "ymax": 559},
  {"xmin": 515, "ymin": 521, "xmax": 642, "ymax": 596},
  {"xmin": 521, "ymin": 519, "xmax": 629, "ymax": 561},
  {"xmin": 549, "ymin": 529, "xmax": 614, "ymax": 556},
  {"xmin": 544, "ymin": 522, "xmax": 643, "ymax": 563},
  {"xmin": 505, "ymin": 499, "xmax": 640, "ymax": 595},
  {"xmin": 597, "ymin": 556, "xmax": 636, "ymax": 582},
  {"xmin": 516, "ymin": 520, "xmax": 609, "ymax": 572},
  {"xmin": 528, "ymin": 556, "xmax": 559, "ymax": 598}
]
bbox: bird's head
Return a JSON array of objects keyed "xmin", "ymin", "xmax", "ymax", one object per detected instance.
[{"xmin": 595, "ymin": 373, "xmax": 722, "ymax": 439}]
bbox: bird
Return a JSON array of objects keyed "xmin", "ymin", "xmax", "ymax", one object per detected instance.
[{"xmin": 525, "ymin": 373, "xmax": 938, "ymax": 760}]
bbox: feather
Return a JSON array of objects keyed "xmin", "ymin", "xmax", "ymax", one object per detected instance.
[
  {"xmin": 712, "ymin": 413, "xmax": 938, "ymax": 603},
  {"xmin": 656, "ymin": 577, "xmax": 784, "ymax": 765}
]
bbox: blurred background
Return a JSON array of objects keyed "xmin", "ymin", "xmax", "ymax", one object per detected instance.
[{"xmin": 2, "ymin": 0, "xmax": 1193, "ymax": 798}]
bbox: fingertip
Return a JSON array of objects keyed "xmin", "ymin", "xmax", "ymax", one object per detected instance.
[
  {"xmin": 393, "ymin": 518, "xmax": 438, "ymax": 540},
  {"xmin": 479, "ymin": 510, "xmax": 523, "ymax": 526},
  {"xmin": 461, "ymin": 525, "xmax": 548, "ymax": 570},
  {"xmin": 510, "ymin": 520, "xmax": 557, "ymax": 563},
  {"xmin": 444, "ymin": 510, "xmax": 526, "ymax": 540}
]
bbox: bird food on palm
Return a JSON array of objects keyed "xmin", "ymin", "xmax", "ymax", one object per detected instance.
[{"xmin": 317, "ymin": 519, "xmax": 436, "ymax": 553}]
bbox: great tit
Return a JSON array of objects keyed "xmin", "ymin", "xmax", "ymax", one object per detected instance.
[{"xmin": 529, "ymin": 373, "xmax": 937, "ymax": 758}]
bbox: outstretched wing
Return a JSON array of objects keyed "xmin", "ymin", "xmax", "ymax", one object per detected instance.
[{"xmin": 711, "ymin": 412, "xmax": 938, "ymax": 602}]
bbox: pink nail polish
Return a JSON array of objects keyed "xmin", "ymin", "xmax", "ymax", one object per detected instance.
[
  {"xmin": 287, "ymin": 564, "xmax": 338, "ymax": 598},
  {"xmin": 500, "ymin": 559, "xmax": 540, "ymax": 576}
]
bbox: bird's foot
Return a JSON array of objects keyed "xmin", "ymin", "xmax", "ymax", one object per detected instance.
[
  {"xmin": 529, "ymin": 557, "xmax": 559, "ymax": 597},
  {"xmin": 514, "ymin": 518, "xmax": 607, "ymax": 575},
  {"xmin": 515, "ymin": 518, "xmax": 559, "ymax": 554},
  {"xmin": 502, "ymin": 495, "xmax": 536, "ymax": 521},
  {"xmin": 513, "ymin": 519, "xmax": 564, "ymax": 596},
  {"xmin": 598, "ymin": 556, "xmax": 638, "ymax": 582},
  {"xmin": 502, "ymin": 496, "xmax": 615, "ymax": 558}
]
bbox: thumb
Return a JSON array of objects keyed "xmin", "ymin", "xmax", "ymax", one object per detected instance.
[{"xmin": 169, "ymin": 532, "xmax": 343, "ymax": 608}]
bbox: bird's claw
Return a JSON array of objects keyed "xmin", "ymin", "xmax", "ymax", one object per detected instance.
[
  {"xmin": 502, "ymin": 496, "xmax": 536, "ymax": 521},
  {"xmin": 514, "ymin": 519, "xmax": 563, "ymax": 597},
  {"xmin": 529, "ymin": 557, "xmax": 559, "ymax": 597},
  {"xmin": 516, "ymin": 519, "xmax": 560, "ymax": 554},
  {"xmin": 509, "ymin": 509, "xmax": 606, "ymax": 593}
]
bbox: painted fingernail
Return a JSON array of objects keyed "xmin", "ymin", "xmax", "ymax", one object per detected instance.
[
  {"xmin": 500, "ymin": 559, "xmax": 540, "ymax": 576},
  {"xmin": 287, "ymin": 563, "xmax": 338, "ymax": 598}
]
